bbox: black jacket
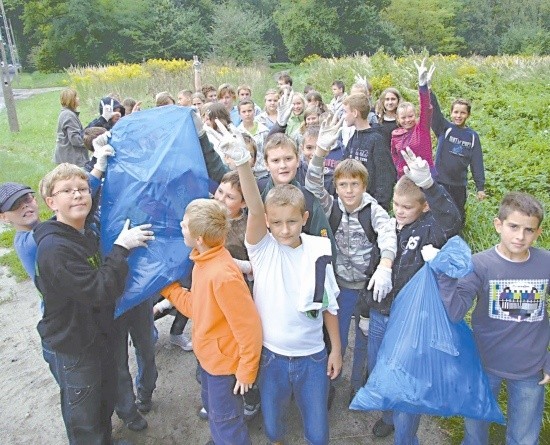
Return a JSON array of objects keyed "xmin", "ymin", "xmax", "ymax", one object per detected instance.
[
  {"xmin": 367, "ymin": 183, "xmax": 461, "ymax": 315},
  {"xmin": 34, "ymin": 220, "xmax": 129, "ymax": 353},
  {"xmin": 86, "ymin": 96, "xmax": 125, "ymax": 130}
]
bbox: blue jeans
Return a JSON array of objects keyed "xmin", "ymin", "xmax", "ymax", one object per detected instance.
[
  {"xmin": 114, "ymin": 298, "xmax": 158, "ymax": 421},
  {"xmin": 200, "ymin": 368, "xmax": 251, "ymax": 445},
  {"xmin": 462, "ymin": 372, "xmax": 545, "ymax": 445},
  {"xmin": 350, "ymin": 317, "xmax": 368, "ymax": 392},
  {"xmin": 42, "ymin": 336, "xmax": 116, "ymax": 445},
  {"xmin": 258, "ymin": 347, "xmax": 329, "ymax": 445},
  {"xmin": 368, "ymin": 309, "xmax": 421, "ymax": 445}
]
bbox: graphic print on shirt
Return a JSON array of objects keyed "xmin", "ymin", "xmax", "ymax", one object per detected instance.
[
  {"xmin": 446, "ymin": 129, "xmax": 474, "ymax": 158},
  {"xmin": 488, "ymin": 278, "xmax": 548, "ymax": 322}
]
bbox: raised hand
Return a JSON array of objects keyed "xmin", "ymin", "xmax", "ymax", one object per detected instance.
[
  {"xmin": 276, "ymin": 88, "xmax": 294, "ymax": 126},
  {"xmin": 414, "ymin": 57, "xmax": 434, "ymax": 87},
  {"xmin": 215, "ymin": 118, "xmax": 251, "ymax": 167},
  {"xmin": 101, "ymin": 98, "xmax": 114, "ymax": 121},
  {"xmin": 401, "ymin": 146, "xmax": 434, "ymax": 188},
  {"xmin": 317, "ymin": 113, "xmax": 344, "ymax": 153}
]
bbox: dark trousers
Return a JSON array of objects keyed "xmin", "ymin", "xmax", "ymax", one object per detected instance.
[
  {"xmin": 439, "ymin": 182, "xmax": 467, "ymax": 224},
  {"xmin": 42, "ymin": 336, "xmax": 116, "ymax": 445}
]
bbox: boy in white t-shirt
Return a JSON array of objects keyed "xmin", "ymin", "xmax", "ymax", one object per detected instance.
[{"xmin": 217, "ymin": 119, "xmax": 342, "ymax": 445}]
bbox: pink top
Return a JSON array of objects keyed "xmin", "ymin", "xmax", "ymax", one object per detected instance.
[{"xmin": 391, "ymin": 84, "xmax": 434, "ymax": 177}]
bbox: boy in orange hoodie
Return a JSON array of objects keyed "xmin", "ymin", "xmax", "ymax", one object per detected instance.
[{"xmin": 161, "ymin": 198, "xmax": 262, "ymax": 445}]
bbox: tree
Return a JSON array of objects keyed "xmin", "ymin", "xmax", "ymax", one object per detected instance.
[
  {"xmin": 274, "ymin": 0, "xmax": 342, "ymax": 63},
  {"xmin": 382, "ymin": 0, "xmax": 464, "ymax": 54},
  {"xmin": 209, "ymin": 0, "xmax": 273, "ymax": 65}
]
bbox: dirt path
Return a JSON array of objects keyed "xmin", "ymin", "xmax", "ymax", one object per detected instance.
[{"xmin": 0, "ymin": 87, "xmax": 62, "ymax": 112}]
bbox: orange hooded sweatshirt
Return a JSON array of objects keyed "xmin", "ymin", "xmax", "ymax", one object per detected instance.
[{"xmin": 161, "ymin": 244, "xmax": 262, "ymax": 384}]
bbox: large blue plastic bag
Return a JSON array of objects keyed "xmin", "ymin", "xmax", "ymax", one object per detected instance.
[
  {"xmin": 100, "ymin": 105, "xmax": 209, "ymax": 317},
  {"xmin": 350, "ymin": 236, "xmax": 505, "ymax": 424}
]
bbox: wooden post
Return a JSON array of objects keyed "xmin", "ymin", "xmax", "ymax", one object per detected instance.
[{"xmin": 0, "ymin": 33, "xmax": 19, "ymax": 132}]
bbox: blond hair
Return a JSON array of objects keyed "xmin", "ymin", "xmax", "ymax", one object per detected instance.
[
  {"xmin": 264, "ymin": 133, "xmax": 298, "ymax": 161},
  {"xmin": 155, "ymin": 91, "xmax": 175, "ymax": 107},
  {"xmin": 60, "ymin": 88, "xmax": 78, "ymax": 110},
  {"xmin": 394, "ymin": 176, "xmax": 426, "ymax": 204},
  {"xmin": 42, "ymin": 163, "xmax": 88, "ymax": 198},
  {"xmin": 185, "ymin": 199, "xmax": 229, "ymax": 247},
  {"xmin": 334, "ymin": 159, "xmax": 369, "ymax": 189},
  {"xmin": 343, "ymin": 93, "xmax": 371, "ymax": 120},
  {"xmin": 265, "ymin": 184, "xmax": 306, "ymax": 215}
]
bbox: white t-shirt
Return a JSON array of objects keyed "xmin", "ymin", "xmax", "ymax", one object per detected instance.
[{"xmin": 246, "ymin": 232, "xmax": 339, "ymax": 356}]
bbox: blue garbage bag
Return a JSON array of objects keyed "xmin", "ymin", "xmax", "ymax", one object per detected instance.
[
  {"xmin": 100, "ymin": 105, "xmax": 209, "ymax": 317},
  {"xmin": 350, "ymin": 236, "xmax": 505, "ymax": 424}
]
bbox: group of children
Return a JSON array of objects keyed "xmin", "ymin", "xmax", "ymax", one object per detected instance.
[{"xmin": 0, "ymin": 58, "xmax": 548, "ymax": 445}]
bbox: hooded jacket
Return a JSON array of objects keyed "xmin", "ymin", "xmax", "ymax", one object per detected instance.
[
  {"xmin": 34, "ymin": 220, "xmax": 129, "ymax": 353},
  {"xmin": 86, "ymin": 96, "xmax": 125, "ymax": 130}
]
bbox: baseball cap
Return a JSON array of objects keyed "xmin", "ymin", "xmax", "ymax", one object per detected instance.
[{"xmin": 0, "ymin": 182, "xmax": 34, "ymax": 213}]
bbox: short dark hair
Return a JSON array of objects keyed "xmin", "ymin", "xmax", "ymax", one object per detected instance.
[
  {"xmin": 278, "ymin": 73, "xmax": 293, "ymax": 86},
  {"xmin": 332, "ymin": 80, "xmax": 345, "ymax": 92},
  {"xmin": 451, "ymin": 98, "xmax": 471, "ymax": 115},
  {"xmin": 498, "ymin": 192, "xmax": 544, "ymax": 227}
]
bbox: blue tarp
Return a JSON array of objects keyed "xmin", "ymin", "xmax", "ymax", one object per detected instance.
[{"xmin": 100, "ymin": 105, "xmax": 209, "ymax": 317}]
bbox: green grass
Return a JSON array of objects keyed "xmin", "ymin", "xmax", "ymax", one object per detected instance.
[{"xmin": 10, "ymin": 71, "xmax": 69, "ymax": 89}]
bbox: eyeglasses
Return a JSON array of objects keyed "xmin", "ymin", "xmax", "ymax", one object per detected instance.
[
  {"xmin": 9, "ymin": 193, "xmax": 35, "ymax": 211},
  {"xmin": 51, "ymin": 187, "xmax": 91, "ymax": 197}
]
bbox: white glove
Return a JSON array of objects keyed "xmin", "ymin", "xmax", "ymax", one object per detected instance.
[
  {"xmin": 277, "ymin": 89, "xmax": 294, "ymax": 126},
  {"xmin": 317, "ymin": 114, "xmax": 344, "ymax": 153},
  {"xmin": 192, "ymin": 110, "xmax": 205, "ymax": 137},
  {"xmin": 414, "ymin": 58, "xmax": 435, "ymax": 87},
  {"xmin": 114, "ymin": 219, "xmax": 155, "ymax": 250},
  {"xmin": 101, "ymin": 99, "xmax": 114, "ymax": 121},
  {"xmin": 401, "ymin": 147, "xmax": 434, "ymax": 188},
  {"xmin": 367, "ymin": 265, "xmax": 393, "ymax": 303},
  {"xmin": 358, "ymin": 316, "xmax": 370, "ymax": 337},
  {"xmin": 354, "ymin": 74, "xmax": 368, "ymax": 87},
  {"xmin": 215, "ymin": 119, "xmax": 251, "ymax": 167},
  {"xmin": 421, "ymin": 244, "xmax": 440, "ymax": 262},
  {"xmin": 92, "ymin": 144, "xmax": 115, "ymax": 172}
]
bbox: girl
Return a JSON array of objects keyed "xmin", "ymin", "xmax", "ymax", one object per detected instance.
[
  {"xmin": 375, "ymin": 87, "xmax": 402, "ymax": 146},
  {"xmin": 305, "ymin": 90, "xmax": 328, "ymax": 113},
  {"xmin": 54, "ymin": 88, "xmax": 88, "ymax": 167},
  {"xmin": 285, "ymin": 92, "xmax": 305, "ymax": 138},
  {"xmin": 256, "ymin": 88, "xmax": 279, "ymax": 130},
  {"xmin": 202, "ymin": 103, "xmax": 232, "ymax": 161},
  {"xmin": 191, "ymin": 92, "xmax": 206, "ymax": 109},
  {"xmin": 391, "ymin": 59, "xmax": 435, "ymax": 178}
]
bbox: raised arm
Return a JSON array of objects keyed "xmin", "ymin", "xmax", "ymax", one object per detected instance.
[
  {"xmin": 193, "ymin": 55, "xmax": 202, "ymax": 92},
  {"xmin": 429, "ymin": 90, "xmax": 448, "ymax": 136},
  {"xmin": 214, "ymin": 119, "xmax": 267, "ymax": 245},
  {"xmin": 192, "ymin": 111, "xmax": 229, "ymax": 183}
]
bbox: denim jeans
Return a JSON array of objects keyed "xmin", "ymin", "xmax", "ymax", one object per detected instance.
[
  {"xmin": 368, "ymin": 309, "xmax": 421, "ymax": 445},
  {"xmin": 462, "ymin": 372, "xmax": 545, "ymax": 445},
  {"xmin": 258, "ymin": 347, "xmax": 329, "ymax": 445},
  {"xmin": 42, "ymin": 336, "xmax": 116, "ymax": 445},
  {"xmin": 200, "ymin": 368, "xmax": 251, "ymax": 445},
  {"xmin": 114, "ymin": 298, "xmax": 158, "ymax": 421},
  {"xmin": 350, "ymin": 317, "xmax": 368, "ymax": 392}
]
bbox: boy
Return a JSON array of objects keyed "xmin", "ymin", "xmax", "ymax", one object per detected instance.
[
  {"xmin": 437, "ymin": 192, "xmax": 549, "ymax": 445},
  {"xmin": 237, "ymin": 85, "xmax": 262, "ymax": 115},
  {"xmin": 305, "ymin": 119, "xmax": 397, "ymax": 401},
  {"xmin": 160, "ymin": 198, "xmax": 262, "ymax": 445},
  {"xmin": 34, "ymin": 163, "xmax": 154, "ymax": 444},
  {"xmin": 340, "ymin": 93, "xmax": 396, "ymax": 210},
  {"xmin": 431, "ymin": 90, "xmax": 486, "ymax": 223},
  {"xmin": 218, "ymin": 83, "xmax": 240, "ymax": 126},
  {"xmin": 237, "ymin": 98, "xmax": 270, "ymax": 178},
  {"xmin": 220, "ymin": 123, "xmax": 342, "ymax": 445},
  {"xmin": 367, "ymin": 148, "xmax": 461, "ymax": 441},
  {"xmin": 329, "ymin": 80, "xmax": 347, "ymax": 118},
  {"xmin": 177, "ymin": 89, "xmax": 193, "ymax": 106}
]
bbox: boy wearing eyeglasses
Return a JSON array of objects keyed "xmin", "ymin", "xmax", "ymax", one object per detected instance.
[{"xmin": 32, "ymin": 163, "xmax": 155, "ymax": 444}]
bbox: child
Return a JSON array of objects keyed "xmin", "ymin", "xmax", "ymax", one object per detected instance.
[
  {"xmin": 86, "ymin": 96, "xmax": 125, "ymax": 130},
  {"xmin": 34, "ymin": 163, "xmax": 154, "ymax": 444},
  {"xmin": 191, "ymin": 92, "xmax": 206, "ymax": 109},
  {"xmin": 219, "ymin": 124, "xmax": 342, "ymax": 445},
  {"xmin": 301, "ymin": 124, "xmax": 319, "ymax": 164},
  {"xmin": 430, "ymin": 90, "xmax": 486, "ymax": 223},
  {"xmin": 305, "ymin": 120, "xmax": 397, "ymax": 401},
  {"xmin": 374, "ymin": 87, "xmax": 402, "ymax": 146},
  {"xmin": 366, "ymin": 148, "xmax": 461, "ymax": 442},
  {"xmin": 155, "ymin": 91, "xmax": 176, "ymax": 106},
  {"xmin": 237, "ymin": 85, "xmax": 262, "ymax": 115},
  {"xmin": 329, "ymin": 80, "xmax": 347, "ymax": 117},
  {"xmin": 256, "ymin": 88, "xmax": 279, "ymax": 130},
  {"xmin": 305, "ymin": 90, "xmax": 327, "ymax": 113},
  {"xmin": 237, "ymin": 98, "xmax": 270, "ymax": 178},
  {"xmin": 177, "ymin": 89, "xmax": 193, "ymax": 106},
  {"xmin": 286, "ymin": 92, "xmax": 305, "ymax": 139},
  {"xmin": 341, "ymin": 93, "xmax": 396, "ymax": 211},
  {"xmin": 391, "ymin": 59, "xmax": 435, "ymax": 177},
  {"xmin": 202, "ymin": 84, "xmax": 218, "ymax": 103},
  {"xmin": 218, "ymin": 83, "xmax": 240, "ymax": 126},
  {"xmin": 437, "ymin": 192, "xmax": 549, "ymax": 445},
  {"xmin": 160, "ymin": 198, "xmax": 262, "ymax": 445},
  {"xmin": 277, "ymin": 72, "xmax": 292, "ymax": 89}
]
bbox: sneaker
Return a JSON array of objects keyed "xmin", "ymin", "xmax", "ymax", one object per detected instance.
[
  {"xmin": 124, "ymin": 412, "xmax": 148, "ymax": 431},
  {"xmin": 198, "ymin": 407, "xmax": 208, "ymax": 421},
  {"xmin": 170, "ymin": 333, "xmax": 193, "ymax": 351},
  {"xmin": 372, "ymin": 418, "xmax": 394, "ymax": 438},
  {"xmin": 244, "ymin": 402, "xmax": 260, "ymax": 421},
  {"xmin": 136, "ymin": 398, "xmax": 152, "ymax": 414}
]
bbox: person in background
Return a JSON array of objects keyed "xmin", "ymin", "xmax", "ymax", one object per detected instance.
[{"xmin": 54, "ymin": 88, "xmax": 88, "ymax": 167}]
